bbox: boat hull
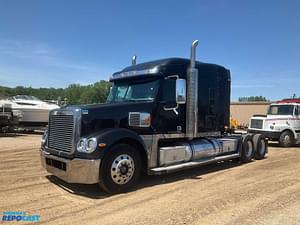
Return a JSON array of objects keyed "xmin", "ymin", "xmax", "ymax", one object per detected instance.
[{"xmin": 15, "ymin": 108, "xmax": 51, "ymax": 124}]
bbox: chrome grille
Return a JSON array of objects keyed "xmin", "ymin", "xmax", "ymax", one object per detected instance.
[
  {"xmin": 250, "ymin": 119, "xmax": 263, "ymax": 129},
  {"xmin": 48, "ymin": 113, "xmax": 74, "ymax": 152}
]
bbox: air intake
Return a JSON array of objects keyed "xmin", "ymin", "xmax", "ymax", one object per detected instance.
[{"xmin": 132, "ymin": 55, "xmax": 137, "ymax": 65}]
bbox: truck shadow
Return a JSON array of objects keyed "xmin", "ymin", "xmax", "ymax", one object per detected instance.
[
  {"xmin": 0, "ymin": 133, "xmax": 23, "ymax": 137},
  {"xmin": 268, "ymin": 142, "xmax": 300, "ymax": 148},
  {"xmin": 46, "ymin": 160, "xmax": 242, "ymax": 199},
  {"xmin": 0, "ymin": 131, "xmax": 43, "ymax": 137}
]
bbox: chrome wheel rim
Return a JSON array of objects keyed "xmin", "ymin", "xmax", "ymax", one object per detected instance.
[
  {"xmin": 284, "ymin": 135, "xmax": 291, "ymax": 144},
  {"xmin": 111, "ymin": 154, "xmax": 135, "ymax": 185}
]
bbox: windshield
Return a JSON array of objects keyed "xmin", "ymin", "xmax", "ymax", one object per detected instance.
[
  {"xmin": 267, "ymin": 105, "xmax": 295, "ymax": 115},
  {"xmin": 13, "ymin": 95, "xmax": 40, "ymax": 101},
  {"xmin": 107, "ymin": 80, "xmax": 159, "ymax": 103}
]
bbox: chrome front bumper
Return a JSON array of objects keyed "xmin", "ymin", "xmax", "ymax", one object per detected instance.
[{"xmin": 40, "ymin": 150, "xmax": 101, "ymax": 184}]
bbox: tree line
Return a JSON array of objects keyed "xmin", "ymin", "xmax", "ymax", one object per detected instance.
[
  {"xmin": 238, "ymin": 96, "xmax": 268, "ymax": 102},
  {"xmin": 238, "ymin": 94, "xmax": 299, "ymax": 102},
  {"xmin": 0, "ymin": 80, "xmax": 111, "ymax": 105},
  {"xmin": 1, "ymin": 83, "xmax": 298, "ymax": 105}
]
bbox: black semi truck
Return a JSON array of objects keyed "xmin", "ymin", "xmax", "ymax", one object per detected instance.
[{"xmin": 41, "ymin": 40, "xmax": 268, "ymax": 193}]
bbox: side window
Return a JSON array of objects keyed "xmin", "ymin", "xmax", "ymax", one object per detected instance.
[
  {"xmin": 161, "ymin": 79, "xmax": 176, "ymax": 102},
  {"xmin": 116, "ymin": 86, "xmax": 127, "ymax": 100},
  {"xmin": 271, "ymin": 107, "xmax": 278, "ymax": 114}
]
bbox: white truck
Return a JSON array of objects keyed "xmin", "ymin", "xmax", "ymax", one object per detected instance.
[{"xmin": 248, "ymin": 99, "xmax": 300, "ymax": 147}]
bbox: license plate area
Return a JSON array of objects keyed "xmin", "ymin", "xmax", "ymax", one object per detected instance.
[{"xmin": 46, "ymin": 158, "xmax": 66, "ymax": 171}]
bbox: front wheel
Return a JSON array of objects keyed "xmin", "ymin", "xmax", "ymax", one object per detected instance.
[
  {"xmin": 279, "ymin": 131, "xmax": 294, "ymax": 147},
  {"xmin": 99, "ymin": 144, "xmax": 142, "ymax": 194}
]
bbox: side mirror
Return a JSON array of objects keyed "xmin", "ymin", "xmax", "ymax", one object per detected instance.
[
  {"xmin": 176, "ymin": 79, "xmax": 186, "ymax": 104},
  {"xmin": 295, "ymin": 106, "xmax": 299, "ymax": 116}
]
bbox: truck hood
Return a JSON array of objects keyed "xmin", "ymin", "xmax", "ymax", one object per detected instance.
[
  {"xmin": 250, "ymin": 114, "xmax": 294, "ymax": 131},
  {"xmin": 79, "ymin": 101, "xmax": 156, "ymax": 136},
  {"xmin": 252, "ymin": 114, "xmax": 293, "ymax": 120}
]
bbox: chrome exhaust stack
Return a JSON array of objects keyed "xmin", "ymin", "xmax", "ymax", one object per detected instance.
[
  {"xmin": 186, "ymin": 40, "xmax": 199, "ymax": 140},
  {"xmin": 190, "ymin": 40, "xmax": 198, "ymax": 68},
  {"xmin": 132, "ymin": 55, "xmax": 137, "ymax": 65}
]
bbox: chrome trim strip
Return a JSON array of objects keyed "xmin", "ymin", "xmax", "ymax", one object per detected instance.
[{"xmin": 150, "ymin": 153, "xmax": 240, "ymax": 174}]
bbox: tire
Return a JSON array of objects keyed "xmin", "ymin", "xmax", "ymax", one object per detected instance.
[
  {"xmin": 279, "ymin": 131, "xmax": 294, "ymax": 147},
  {"xmin": 99, "ymin": 144, "xmax": 142, "ymax": 194},
  {"xmin": 253, "ymin": 134, "xmax": 268, "ymax": 160},
  {"xmin": 240, "ymin": 134, "xmax": 254, "ymax": 163}
]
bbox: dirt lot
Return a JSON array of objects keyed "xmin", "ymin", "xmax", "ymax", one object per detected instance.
[{"xmin": 0, "ymin": 134, "xmax": 299, "ymax": 225}]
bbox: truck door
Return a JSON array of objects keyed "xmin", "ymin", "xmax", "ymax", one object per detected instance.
[
  {"xmin": 156, "ymin": 78, "xmax": 185, "ymax": 133},
  {"xmin": 294, "ymin": 105, "xmax": 300, "ymax": 133}
]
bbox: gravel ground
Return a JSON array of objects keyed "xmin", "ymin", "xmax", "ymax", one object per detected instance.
[{"xmin": 0, "ymin": 134, "xmax": 299, "ymax": 225}]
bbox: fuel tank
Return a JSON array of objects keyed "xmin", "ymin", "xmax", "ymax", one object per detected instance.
[{"xmin": 159, "ymin": 137, "xmax": 239, "ymax": 166}]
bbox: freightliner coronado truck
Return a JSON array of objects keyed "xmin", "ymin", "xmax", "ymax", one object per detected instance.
[
  {"xmin": 248, "ymin": 99, "xmax": 300, "ymax": 147},
  {"xmin": 41, "ymin": 40, "xmax": 268, "ymax": 193}
]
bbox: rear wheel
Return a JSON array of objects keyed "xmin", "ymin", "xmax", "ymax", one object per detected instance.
[
  {"xmin": 241, "ymin": 135, "xmax": 254, "ymax": 163},
  {"xmin": 99, "ymin": 144, "xmax": 142, "ymax": 194},
  {"xmin": 253, "ymin": 134, "xmax": 268, "ymax": 160},
  {"xmin": 279, "ymin": 131, "xmax": 294, "ymax": 147}
]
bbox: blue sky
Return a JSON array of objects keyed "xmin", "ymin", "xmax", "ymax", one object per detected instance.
[{"xmin": 0, "ymin": 0, "xmax": 299, "ymax": 101}]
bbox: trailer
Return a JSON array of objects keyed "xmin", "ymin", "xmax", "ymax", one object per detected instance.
[
  {"xmin": 40, "ymin": 40, "xmax": 268, "ymax": 193},
  {"xmin": 0, "ymin": 100, "xmax": 22, "ymax": 132}
]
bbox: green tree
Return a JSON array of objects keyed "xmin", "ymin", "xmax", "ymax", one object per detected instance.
[
  {"xmin": 238, "ymin": 96, "xmax": 268, "ymax": 102},
  {"xmin": 0, "ymin": 80, "xmax": 112, "ymax": 105}
]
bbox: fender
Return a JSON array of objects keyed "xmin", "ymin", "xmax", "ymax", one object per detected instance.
[
  {"xmin": 96, "ymin": 128, "xmax": 147, "ymax": 155},
  {"xmin": 280, "ymin": 128, "xmax": 297, "ymax": 139}
]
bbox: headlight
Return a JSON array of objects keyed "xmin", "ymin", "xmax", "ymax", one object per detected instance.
[
  {"xmin": 139, "ymin": 113, "xmax": 151, "ymax": 127},
  {"xmin": 77, "ymin": 138, "xmax": 97, "ymax": 153},
  {"xmin": 86, "ymin": 138, "xmax": 97, "ymax": 153},
  {"xmin": 77, "ymin": 138, "xmax": 87, "ymax": 152},
  {"xmin": 41, "ymin": 130, "xmax": 48, "ymax": 145}
]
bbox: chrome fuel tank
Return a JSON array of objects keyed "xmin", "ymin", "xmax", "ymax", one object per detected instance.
[
  {"xmin": 159, "ymin": 138, "xmax": 239, "ymax": 166},
  {"xmin": 159, "ymin": 143, "xmax": 192, "ymax": 166},
  {"xmin": 190, "ymin": 139, "xmax": 221, "ymax": 160}
]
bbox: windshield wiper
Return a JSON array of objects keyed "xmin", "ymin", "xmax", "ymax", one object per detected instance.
[
  {"xmin": 126, "ymin": 99, "xmax": 145, "ymax": 102},
  {"xmin": 125, "ymin": 99, "xmax": 153, "ymax": 102},
  {"xmin": 110, "ymin": 99, "xmax": 153, "ymax": 103}
]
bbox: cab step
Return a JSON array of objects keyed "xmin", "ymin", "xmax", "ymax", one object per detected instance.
[{"xmin": 149, "ymin": 153, "xmax": 240, "ymax": 175}]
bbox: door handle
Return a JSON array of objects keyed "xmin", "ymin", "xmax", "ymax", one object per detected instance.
[{"xmin": 163, "ymin": 105, "xmax": 179, "ymax": 115}]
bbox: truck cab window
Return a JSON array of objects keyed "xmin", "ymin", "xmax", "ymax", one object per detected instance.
[
  {"xmin": 107, "ymin": 80, "xmax": 159, "ymax": 103},
  {"xmin": 161, "ymin": 79, "xmax": 176, "ymax": 102},
  {"xmin": 268, "ymin": 105, "xmax": 294, "ymax": 115},
  {"xmin": 116, "ymin": 85, "xmax": 127, "ymax": 99}
]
